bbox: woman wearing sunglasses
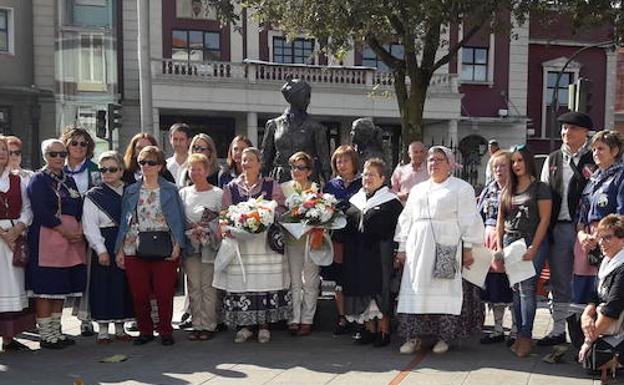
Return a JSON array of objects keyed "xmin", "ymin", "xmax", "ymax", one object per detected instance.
[
  {"xmin": 122, "ymin": 133, "xmax": 175, "ymax": 186},
  {"xmin": 26, "ymin": 139, "xmax": 87, "ymax": 349},
  {"xmin": 60, "ymin": 127, "xmax": 100, "ymax": 196},
  {"xmin": 82, "ymin": 151, "xmax": 134, "ymax": 344},
  {"xmin": 6, "ymin": 135, "xmax": 34, "ymax": 182},
  {"xmin": 115, "ymin": 146, "xmax": 186, "ymax": 346},
  {"xmin": 177, "ymin": 134, "xmax": 220, "ymax": 188}
]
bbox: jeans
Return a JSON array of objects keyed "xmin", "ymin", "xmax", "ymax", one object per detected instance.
[{"xmin": 504, "ymin": 235, "xmax": 548, "ymax": 338}]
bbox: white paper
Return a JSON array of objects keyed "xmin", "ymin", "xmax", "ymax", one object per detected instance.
[
  {"xmin": 503, "ymin": 238, "xmax": 536, "ymax": 286},
  {"xmin": 462, "ymin": 246, "xmax": 493, "ymax": 288}
]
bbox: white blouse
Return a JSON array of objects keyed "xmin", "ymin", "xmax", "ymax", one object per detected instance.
[{"xmin": 82, "ymin": 184, "xmax": 124, "ymax": 255}]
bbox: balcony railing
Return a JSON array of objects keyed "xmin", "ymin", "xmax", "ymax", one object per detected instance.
[{"xmin": 152, "ymin": 58, "xmax": 458, "ymax": 93}]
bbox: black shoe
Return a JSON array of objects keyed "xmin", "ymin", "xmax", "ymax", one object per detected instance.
[
  {"xmin": 373, "ymin": 333, "xmax": 391, "ymax": 347},
  {"xmin": 333, "ymin": 317, "xmax": 351, "ymax": 336},
  {"xmin": 80, "ymin": 323, "xmax": 95, "ymax": 337},
  {"xmin": 58, "ymin": 336, "xmax": 76, "ymax": 346},
  {"xmin": 505, "ymin": 336, "xmax": 516, "ymax": 347},
  {"xmin": 178, "ymin": 320, "xmax": 193, "ymax": 329},
  {"xmin": 133, "ymin": 335, "xmax": 155, "ymax": 346},
  {"xmin": 216, "ymin": 323, "xmax": 228, "ymax": 332},
  {"xmin": 537, "ymin": 333, "xmax": 566, "ymax": 346},
  {"xmin": 3, "ymin": 339, "xmax": 31, "ymax": 351},
  {"xmin": 40, "ymin": 340, "xmax": 65, "ymax": 350},
  {"xmin": 161, "ymin": 336, "xmax": 175, "ymax": 346},
  {"xmin": 353, "ymin": 330, "xmax": 376, "ymax": 345},
  {"xmin": 480, "ymin": 333, "xmax": 505, "ymax": 345}
]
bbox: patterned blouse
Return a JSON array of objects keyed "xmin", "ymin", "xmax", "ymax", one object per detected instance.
[{"xmin": 123, "ymin": 187, "xmax": 169, "ymax": 255}]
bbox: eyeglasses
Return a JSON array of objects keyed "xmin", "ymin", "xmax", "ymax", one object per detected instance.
[
  {"xmin": 99, "ymin": 167, "xmax": 120, "ymax": 174},
  {"xmin": 290, "ymin": 165, "xmax": 309, "ymax": 171},
  {"xmin": 598, "ymin": 234, "xmax": 618, "ymax": 243},
  {"xmin": 138, "ymin": 160, "xmax": 159, "ymax": 167},
  {"xmin": 70, "ymin": 140, "xmax": 88, "ymax": 148},
  {"xmin": 47, "ymin": 151, "xmax": 68, "ymax": 158},
  {"xmin": 9, "ymin": 150, "xmax": 21, "ymax": 156},
  {"xmin": 192, "ymin": 145, "xmax": 210, "ymax": 153},
  {"xmin": 511, "ymin": 144, "xmax": 527, "ymax": 152},
  {"xmin": 427, "ymin": 157, "xmax": 447, "ymax": 164}
]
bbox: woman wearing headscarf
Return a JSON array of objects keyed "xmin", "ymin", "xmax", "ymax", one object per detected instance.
[
  {"xmin": 395, "ymin": 146, "xmax": 485, "ymax": 355},
  {"xmin": 0, "ymin": 136, "xmax": 33, "ymax": 351},
  {"xmin": 26, "ymin": 139, "xmax": 87, "ymax": 349}
]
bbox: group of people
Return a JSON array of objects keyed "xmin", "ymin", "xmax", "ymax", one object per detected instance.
[{"xmin": 0, "ymin": 111, "xmax": 623, "ymax": 380}]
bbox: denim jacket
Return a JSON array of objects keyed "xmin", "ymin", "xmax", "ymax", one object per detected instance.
[
  {"xmin": 579, "ymin": 161, "xmax": 624, "ymax": 227},
  {"xmin": 115, "ymin": 177, "xmax": 187, "ymax": 253}
]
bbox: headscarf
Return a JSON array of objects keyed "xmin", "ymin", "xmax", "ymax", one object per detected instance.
[{"xmin": 429, "ymin": 145, "xmax": 462, "ymax": 170}]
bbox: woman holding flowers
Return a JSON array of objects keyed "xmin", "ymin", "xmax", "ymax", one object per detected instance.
[
  {"xmin": 215, "ymin": 147, "xmax": 290, "ymax": 344},
  {"xmin": 342, "ymin": 158, "xmax": 403, "ymax": 347},
  {"xmin": 280, "ymin": 151, "xmax": 319, "ymax": 337}
]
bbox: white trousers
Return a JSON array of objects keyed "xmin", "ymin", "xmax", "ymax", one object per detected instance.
[
  {"xmin": 183, "ymin": 255, "xmax": 217, "ymax": 331},
  {"xmin": 286, "ymin": 242, "xmax": 320, "ymax": 325}
]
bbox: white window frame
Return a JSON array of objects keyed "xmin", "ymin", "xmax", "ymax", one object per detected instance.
[
  {"xmin": 268, "ymin": 30, "xmax": 319, "ymax": 65},
  {"xmin": 0, "ymin": 7, "xmax": 14, "ymax": 55},
  {"xmin": 457, "ymin": 26, "xmax": 495, "ymax": 85},
  {"xmin": 540, "ymin": 57, "xmax": 581, "ymax": 138},
  {"xmin": 77, "ymin": 32, "xmax": 107, "ymax": 91}
]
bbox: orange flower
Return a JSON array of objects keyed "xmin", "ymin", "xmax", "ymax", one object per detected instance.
[{"xmin": 309, "ymin": 228, "xmax": 325, "ymax": 250}]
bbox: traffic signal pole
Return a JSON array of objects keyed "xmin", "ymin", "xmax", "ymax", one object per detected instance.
[{"xmin": 137, "ymin": 0, "xmax": 154, "ymax": 135}]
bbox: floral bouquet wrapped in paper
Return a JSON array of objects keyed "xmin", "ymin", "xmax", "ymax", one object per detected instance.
[
  {"xmin": 185, "ymin": 207, "xmax": 221, "ymax": 261},
  {"xmin": 215, "ymin": 197, "xmax": 279, "ymax": 280},
  {"xmin": 280, "ymin": 190, "xmax": 346, "ymax": 266}
]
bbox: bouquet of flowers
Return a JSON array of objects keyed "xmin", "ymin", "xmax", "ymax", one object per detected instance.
[
  {"xmin": 185, "ymin": 207, "xmax": 220, "ymax": 256},
  {"xmin": 280, "ymin": 189, "xmax": 346, "ymax": 266},
  {"xmin": 219, "ymin": 197, "xmax": 277, "ymax": 235}
]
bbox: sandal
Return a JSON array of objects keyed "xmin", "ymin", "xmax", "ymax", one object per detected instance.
[
  {"xmin": 187, "ymin": 331, "xmax": 201, "ymax": 341},
  {"xmin": 96, "ymin": 337, "xmax": 112, "ymax": 345},
  {"xmin": 288, "ymin": 323, "xmax": 299, "ymax": 336},
  {"xmin": 198, "ymin": 331, "xmax": 214, "ymax": 341}
]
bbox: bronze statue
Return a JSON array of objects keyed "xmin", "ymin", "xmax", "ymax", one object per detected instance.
[
  {"xmin": 261, "ymin": 79, "xmax": 331, "ymax": 183},
  {"xmin": 350, "ymin": 117, "xmax": 386, "ymax": 170}
]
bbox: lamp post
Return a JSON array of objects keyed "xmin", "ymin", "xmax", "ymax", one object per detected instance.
[{"xmin": 548, "ymin": 40, "xmax": 615, "ymax": 152}]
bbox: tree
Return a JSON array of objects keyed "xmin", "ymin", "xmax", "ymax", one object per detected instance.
[{"xmin": 210, "ymin": 0, "xmax": 620, "ymax": 155}]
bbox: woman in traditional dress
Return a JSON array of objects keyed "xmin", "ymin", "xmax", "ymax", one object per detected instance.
[
  {"xmin": 573, "ymin": 214, "xmax": 624, "ymax": 384},
  {"xmin": 215, "ymin": 147, "xmax": 290, "ymax": 344},
  {"xmin": 6, "ymin": 135, "xmax": 34, "ymax": 182},
  {"xmin": 115, "ymin": 146, "xmax": 186, "ymax": 346},
  {"xmin": 178, "ymin": 134, "xmax": 220, "ymax": 188},
  {"xmin": 477, "ymin": 150, "xmax": 516, "ymax": 346},
  {"xmin": 179, "ymin": 153, "xmax": 223, "ymax": 341},
  {"xmin": 395, "ymin": 146, "xmax": 485, "ymax": 355},
  {"xmin": 576, "ymin": 131, "xmax": 624, "ymax": 305},
  {"xmin": 0, "ymin": 136, "xmax": 33, "ymax": 351},
  {"xmin": 343, "ymin": 158, "xmax": 403, "ymax": 347},
  {"xmin": 122, "ymin": 133, "xmax": 175, "ymax": 186},
  {"xmin": 322, "ymin": 145, "xmax": 362, "ymax": 335},
  {"xmin": 82, "ymin": 151, "xmax": 134, "ymax": 344},
  {"xmin": 281, "ymin": 151, "xmax": 319, "ymax": 337},
  {"xmin": 218, "ymin": 135, "xmax": 252, "ymax": 188},
  {"xmin": 26, "ymin": 139, "xmax": 87, "ymax": 349},
  {"xmin": 497, "ymin": 145, "xmax": 551, "ymax": 357}
]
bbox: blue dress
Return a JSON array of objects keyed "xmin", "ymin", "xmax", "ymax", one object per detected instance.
[{"xmin": 26, "ymin": 171, "xmax": 87, "ymax": 297}]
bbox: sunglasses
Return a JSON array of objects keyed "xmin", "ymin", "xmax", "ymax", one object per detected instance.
[
  {"xmin": 47, "ymin": 151, "xmax": 68, "ymax": 158},
  {"xmin": 511, "ymin": 144, "xmax": 527, "ymax": 152},
  {"xmin": 138, "ymin": 160, "xmax": 159, "ymax": 167},
  {"xmin": 9, "ymin": 150, "xmax": 22, "ymax": 156},
  {"xmin": 99, "ymin": 167, "xmax": 120, "ymax": 174},
  {"xmin": 192, "ymin": 145, "xmax": 210, "ymax": 153},
  {"xmin": 290, "ymin": 165, "xmax": 309, "ymax": 171},
  {"xmin": 70, "ymin": 140, "xmax": 88, "ymax": 148}
]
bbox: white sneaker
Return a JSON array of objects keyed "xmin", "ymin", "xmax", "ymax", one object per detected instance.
[
  {"xmin": 432, "ymin": 340, "xmax": 449, "ymax": 354},
  {"xmin": 399, "ymin": 338, "xmax": 421, "ymax": 354},
  {"xmin": 234, "ymin": 328, "xmax": 253, "ymax": 343},
  {"xmin": 258, "ymin": 328, "xmax": 271, "ymax": 344}
]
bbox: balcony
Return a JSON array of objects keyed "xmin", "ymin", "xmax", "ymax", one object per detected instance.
[{"xmin": 150, "ymin": 59, "xmax": 461, "ymax": 120}]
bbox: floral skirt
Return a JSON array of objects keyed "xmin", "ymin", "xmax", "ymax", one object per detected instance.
[
  {"xmin": 222, "ymin": 290, "xmax": 292, "ymax": 327},
  {"xmin": 398, "ymin": 280, "xmax": 484, "ymax": 342}
]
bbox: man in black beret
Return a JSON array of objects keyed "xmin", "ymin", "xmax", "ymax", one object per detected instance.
[{"xmin": 538, "ymin": 111, "xmax": 595, "ymax": 346}]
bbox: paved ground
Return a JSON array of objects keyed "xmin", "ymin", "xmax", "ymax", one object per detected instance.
[{"xmin": 0, "ymin": 297, "xmax": 607, "ymax": 385}]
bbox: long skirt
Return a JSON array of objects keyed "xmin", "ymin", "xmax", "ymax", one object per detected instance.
[
  {"xmin": 398, "ymin": 280, "xmax": 484, "ymax": 342},
  {"xmin": 222, "ymin": 290, "xmax": 292, "ymax": 327}
]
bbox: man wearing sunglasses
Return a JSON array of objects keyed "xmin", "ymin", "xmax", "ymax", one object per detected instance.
[
  {"xmin": 539, "ymin": 111, "xmax": 596, "ymax": 346},
  {"xmin": 166, "ymin": 123, "xmax": 192, "ymax": 185}
]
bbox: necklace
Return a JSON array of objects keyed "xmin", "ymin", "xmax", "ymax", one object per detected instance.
[{"xmin": 43, "ymin": 167, "xmax": 81, "ymax": 199}]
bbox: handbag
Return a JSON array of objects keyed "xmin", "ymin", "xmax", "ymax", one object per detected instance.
[
  {"xmin": 426, "ymin": 190, "xmax": 459, "ymax": 279},
  {"xmin": 9, "ymin": 219, "xmax": 27, "ymax": 267},
  {"xmin": 134, "ymin": 207, "xmax": 173, "ymax": 260}
]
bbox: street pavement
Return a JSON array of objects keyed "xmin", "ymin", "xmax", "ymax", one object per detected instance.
[{"xmin": 0, "ymin": 297, "xmax": 605, "ymax": 385}]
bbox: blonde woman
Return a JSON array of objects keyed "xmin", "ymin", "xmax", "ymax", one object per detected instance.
[{"xmin": 178, "ymin": 134, "xmax": 220, "ymax": 188}]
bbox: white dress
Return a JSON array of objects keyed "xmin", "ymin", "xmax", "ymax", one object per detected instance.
[
  {"xmin": 0, "ymin": 170, "xmax": 33, "ymax": 312},
  {"xmin": 395, "ymin": 177, "xmax": 484, "ymax": 316}
]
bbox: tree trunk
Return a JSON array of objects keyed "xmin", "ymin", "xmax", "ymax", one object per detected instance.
[{"xmin": 394, "ymin": 71, "xmax": 429, "ymax": 162}]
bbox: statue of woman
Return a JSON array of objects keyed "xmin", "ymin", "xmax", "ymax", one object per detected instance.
[{"xmin": 261, "ymin": 79, "xmax": 331, "ymax": 183}]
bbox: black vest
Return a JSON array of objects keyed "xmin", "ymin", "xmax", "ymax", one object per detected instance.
[{"xmin": 546, "ymin": 149, "xmax": 595, "ymax": 225}]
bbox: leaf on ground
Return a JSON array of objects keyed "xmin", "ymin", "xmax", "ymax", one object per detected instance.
[{"xmin": 99, "ymin": 354, "xmax": 128, "ymax": 363}]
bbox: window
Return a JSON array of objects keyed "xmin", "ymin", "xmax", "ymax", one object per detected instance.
[
  {"xmin": 361, "ymin": 44, "xmax": 404, "ymax": 71},
  {"xmin": 0, "ymin": 9, "xmax": 9, "ymax": 52},
  {"xmin": 461, "ymin": 47, "xmax": 488, "ymax": 82},
  {"xmin": 171, "ymin": 30, "xmax": 220, "ymax": 61},
  {"xmin": 78, "ymin": 34, "xmax": 106, "ymax": 90},
  {"xmin": 176, "ymin": 0, "xmax": 217, "ymax": 19},
  {"xmin": 273, "ymin": 37, "xmax": 314, "ymax": 64},
  {"xmin": 545, "ymin": 71, "xmax": 574, "ymax": 106},
  {"xmin": 64, "ymin": 0, "xmax": 113, "ymax": 28}
]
